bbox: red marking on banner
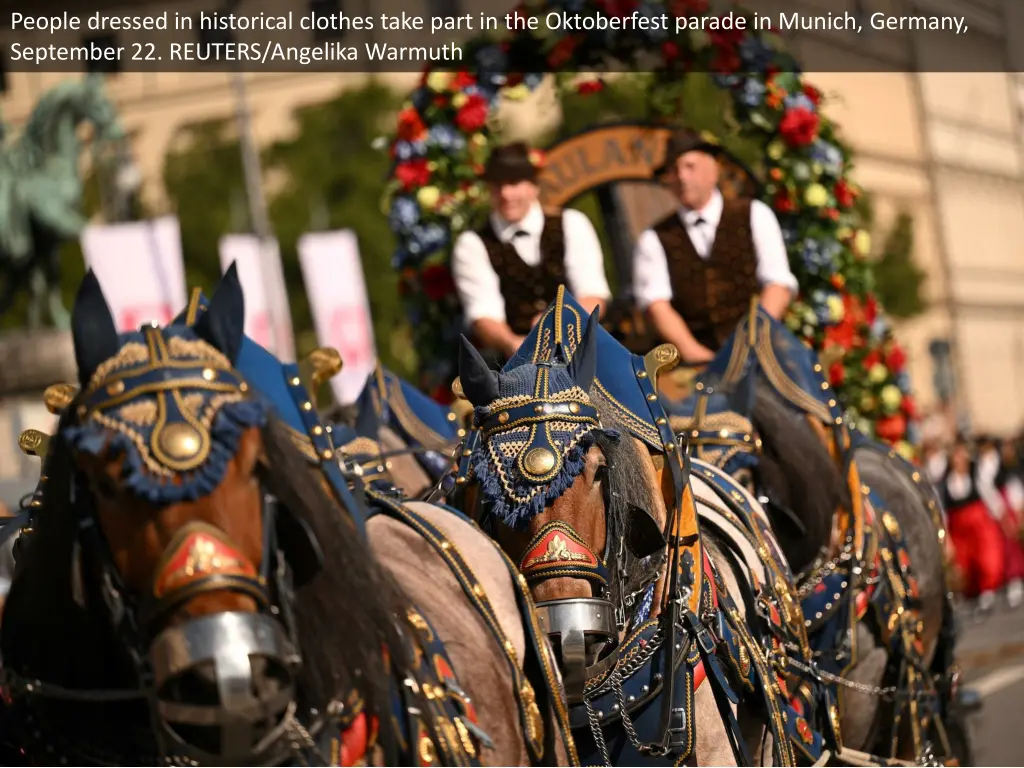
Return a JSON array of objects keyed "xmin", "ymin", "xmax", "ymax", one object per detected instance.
[
  {"xmin": 329, "ymin": 305, "xmax": 374, "ymax": 370},
  {"xmin": 339, "ymin": 712, "xmax": 369, "ymax": 766},
  {"xmin": 153, "ymin": 529, "xmax": 257, "ymax": 599},
  {"xmin": 120, "ymin": 304, "xmax": 172, "ymax": 333}
]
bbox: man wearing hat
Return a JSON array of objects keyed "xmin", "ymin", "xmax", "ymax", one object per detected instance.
[
  {"xmin": 451, "ymin": 141, "xmax": 611, "ymax": 360},
  {"xmin": 633, "ymin": 130, "xmax": 798, "ymax": 365}
]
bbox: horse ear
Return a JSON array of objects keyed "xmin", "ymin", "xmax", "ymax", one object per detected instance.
[
  {"xmin": 458, "ymin": 336, "xmax": 500, "ymax": 407},
  {"xmin": 624, "ymin": 504, "xmax": 668, "ymax": 559},
  {"xmin": 567, "ymin": 308, "xmax": 600, "ymax": 392},
  {"xmin": 71, "ymin": 270, "xmax": 120, "ymax": 388},
  {"xmin": 195, "ymin": 262, "xmax": 246, "ymax": 363}
]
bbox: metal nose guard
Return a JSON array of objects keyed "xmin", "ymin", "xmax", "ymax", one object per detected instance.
[
  {"xmin": 534, "ymin": 598, "xmax": 618, "ymax": 704},
  {"xmin": 149, "ymin": 611, "xmax": 299, "ymax": 764}
]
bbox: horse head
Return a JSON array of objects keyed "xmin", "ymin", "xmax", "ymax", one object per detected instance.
[
  {"xmin": 5, "ymin": 265, "xmax": 402, "ymax": 765},
  {"xmin": 457, "ymin": 299, "xmax": 669, "ymax": 701},
  {"xmin": 21, "ymin": 73, "xmax": 123, "ymax": 157}
]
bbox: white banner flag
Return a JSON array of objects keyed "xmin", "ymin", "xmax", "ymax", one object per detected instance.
[
  {"xmin": 80, "ymin": 216, "xmax": 187, "ymax": 332},
  {"xmin": 218, "ymin": 234, "xmax": 295, "ymax": 361},
  {"xmin": 297, "ymin": 230, "xmax": 376, "ymax": 405}
]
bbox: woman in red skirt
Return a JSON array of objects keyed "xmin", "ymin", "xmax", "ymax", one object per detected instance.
[
  {"xmin": 992, "ymin": 437, "xmax": 1024, "ymax": 608},
  {"xmin": 942, "ymin": 438, "xmax": 1006, "ymax": 613}
]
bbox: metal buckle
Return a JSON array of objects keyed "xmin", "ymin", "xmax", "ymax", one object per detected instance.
[
  {"xmin": 666, "ymin": 707, "xmax": 688, "ymax": 749},
  {"xmin": 682, "ymin": 610, "xmax": 716, "ymax": 654}
]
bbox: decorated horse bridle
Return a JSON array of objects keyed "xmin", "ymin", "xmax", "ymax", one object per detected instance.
[{"xmin": 0, "ymin": 324, "xmax": 326, "ymax": 766}]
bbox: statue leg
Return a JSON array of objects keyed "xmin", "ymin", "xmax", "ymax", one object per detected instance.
[
  {"xmin": 27, "ymin": 269, "xmax": 45, "ymax": 330},
  {"xmin": 44, "ymin": 246, "xmax": 70, "ymax": 330}
]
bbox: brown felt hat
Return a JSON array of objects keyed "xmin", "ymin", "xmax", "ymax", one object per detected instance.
[
  {"xmin": 481, "ymin": 142, "xmax": 539, "ymax": 184},
  {"xmin": 653, "ymin": 130, "xmax": 723, "ymax": 177}
]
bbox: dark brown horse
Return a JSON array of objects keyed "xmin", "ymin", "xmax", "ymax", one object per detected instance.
[
  {"xmin": 0, "ymin": 268, "xmax": 575, "ymax": 766},
  {"xmin": 452, "ymin": 298, "xmax": 840, "ymax": 766}
]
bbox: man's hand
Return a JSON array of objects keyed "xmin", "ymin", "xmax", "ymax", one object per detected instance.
[
  {"xmin": 682, "ymin": 343, "xmax": 715, "ymax": 364},
  {"xmin": 646, "ymin": 301, "xmax": 716, "ymax": 365}
]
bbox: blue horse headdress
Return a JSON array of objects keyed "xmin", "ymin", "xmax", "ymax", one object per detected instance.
[
  {"xmin": 459, "ymin": 306, "xmax": 618, "ymax": 529},
  {"xmin": 62, "ymin": 267, "xmax": 267, "ymax": 505}
]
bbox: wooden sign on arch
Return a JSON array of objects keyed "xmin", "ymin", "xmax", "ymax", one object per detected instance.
[{"xmin": 536, "ymin": 122, "xmax": 760, "ymax": 211}]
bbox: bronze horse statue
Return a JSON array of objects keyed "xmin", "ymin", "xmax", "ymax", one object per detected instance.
[{"xmin": 0, "ymin": 266, "xmax": 575, "ymax": 766}]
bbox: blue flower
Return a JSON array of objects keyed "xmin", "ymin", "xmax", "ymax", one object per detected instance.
[
  {"xmin": 411, "ymin": 87, "xmax": 431, "ymax": 111},
  {"xmin": 784, "ymin": 93, "xmax": 816, "ymax": 112},
  {"xmin": 524, "ymin": 73, "xmax": 545, "ymax": 90},
  {"xmin": 391, "ymin": 248, "xmax": 414, "ymax": 269},
  {"xmin": 800, "ymin": 238, "xmax": 839, "ymax": 274},
  {"xmin": 389, "ymin": 196, "xmax": 419, "ymax": 232},
  {"xmin": 870, "ymin": 317, "xmax": 889, "ymax": 341},
  {"xmin": 810, "ymin": 140, "xmax": 843, "ymax": 176},
  {"xmin": 739, "ymin": 77, "xmax": 766, "ymax": 107},
  {"xmin": 428, "ymin": 123, "xmax": 464, "ymax": 151},
  {"xmin": 713, "ymin": 73, "xmax": 743, "ymax": 89},
  {"xmin": 738, "ymin": 37, "xmax": 774, "ymax": 71},
  {"xmin": 475, "ymin": 46, "xmax": 508, "ymax": 80},
  {"xmin": 906, "ymin": 422, "xmax": 921, "ymax": 446},
  {"xmin": 896, "ymin": 370, "xmax": 912, "ymax": 394},
  {"xmin": 394, "ymin": 140, "xmax": 427, "ymax": 161}
]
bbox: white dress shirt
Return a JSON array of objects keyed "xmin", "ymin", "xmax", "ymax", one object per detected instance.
[
  {"xmin": 451, "ymin": 202, "xmax": 612, "ymax": 325},
  {"xmin": 632, "ymin": 189, "xmax": 798, "ymax": 311}
]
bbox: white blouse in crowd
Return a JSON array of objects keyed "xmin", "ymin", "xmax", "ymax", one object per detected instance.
[
  {"xmin": 451, "ymin": 202, "xmax": 612, "ymax": 325},
  {"xmin": 977, "ymin": 450, "xmax": 1007, "ymax": 519},
  {"xmin": 632, "ymin": 188, "xmax": 799, "ymax": 311}
]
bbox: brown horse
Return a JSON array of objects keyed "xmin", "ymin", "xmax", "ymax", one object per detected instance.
[
  {"xmin": 0, "ymin": 268, "xmax": 575, "ymax": 767},
  {"xmin": 452, "ymin": 302, "xmax": 833, "ymax": 767}
]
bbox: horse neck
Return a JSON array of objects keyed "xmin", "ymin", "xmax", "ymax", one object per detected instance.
[{"xmin": 23, "ymin": 100, "xmax": 86, "ymax": 162}]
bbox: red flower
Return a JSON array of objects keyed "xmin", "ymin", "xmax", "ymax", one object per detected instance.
[
  {"xmin": 455, "ymin": 94, "xmax": 489, "ymax": 132},
  {"xmin": 548, "ymin": 36, "xmax": 579, "ymax": 68},
  {"xmin": 864, "ymin": 294, "xmax": 879, "ymax": 325},
  {"xmin": 828, "ymin": 362, "xmax": 846, "ymax": 386},
  {"xmin": 431, "ymin": 384, "xmax": 455, "ymax": 405},
  {"xmin": 778, "ymin": 107, "xmax": 820, "ymax": 147},
  {"xmin": 802, "ymin": 83, "xmax": 821, "ymax": 105},
  {"xmin": 876, "ymin": 414, "xmax": 907, "ymax": 443},
  {"xmin": 395, "ymin": 159, "xmax": 430, "ymax": 191},
  {"xmin": 661, "ymin": 41, "xmax": 680, "ymax": 62},
  {"xmin": 825, "ymin": 318, "xmax": 855, "ymax": 351},
  {"xmin": 834, "ymin": 179, "xmax": 855, "ymax": 208},
  {"xmin": 773, "ymin": 190, "xmax": 795, "ymax": 213},
  {"xmin": 830, "ymin": 273, "xmax": 846, "ymax": 289},
  {"xmin": 577, "ymin": 79, "xmax": 604, "ymax": 95},
  {"xmin": 421, "ymin": 264, "xmax": 456, "ymax": 301},
  {"xmin": 711, "ymin": 48, "xmax": 741, "ymax": 73},
  {"xmin": 396, "ymin": 107, "xmax": 427, "ymax": 142},
  {"xmin": 863, "ymin": 350, "xmax": 881, "ymax": 369},
  {"xmin": 708, "ymin": 23, "xmax": 745, "ymax": 49},
  {"xmin": 597, "ymin": 0, "xmax": 638, "ymax": 15},
  {"xmin": 433, "ymin": 95, "xmax": 448, "ymax": 107},
  {"xmin": 885, "ymin": 344, "xmax": 907, "ymax": 372},
  {"xmin": 824, "ymin": 208, "xmax": 840, "ymax": 221},
  {"xmin": 452, "ymin": 71, "xmax": 476, "ymax": 89},
  {"xmin": 669, "ymin": 0, "xmax": 708, "ymax": 16},
  {"xmin": 901, "ymin": 394, "xmax": 918, "ymax": 420}
]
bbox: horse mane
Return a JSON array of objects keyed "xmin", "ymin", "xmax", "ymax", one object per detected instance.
[
  {"xmin": 750, "ymin": 382, "xmax": 848, "ymax": 574},
  {"xmin": 1, "ymin": 413, "xmax": 411, "ymax": 757},
  {"xmin": 19, "ymin": 80, "xmax": 87, "ymax": 151},
  {"xmin": 593, "ymin": 406, "xmax": 665, "ymax": 600},
  {"xmin": 250, "ymin": 418, "xmax": 411, "ymax": 726}
]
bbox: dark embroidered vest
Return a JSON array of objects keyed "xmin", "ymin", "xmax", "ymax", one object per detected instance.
[
  {"xmin": 476, "ymin": 213, "xmax": 567, "ymax": 335},
  {"xmin": 654, "ymin": 199, "xmax": 758, "ymax": 350}
]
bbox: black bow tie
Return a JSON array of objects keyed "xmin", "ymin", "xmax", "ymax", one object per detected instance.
[
  {"xmin": 692, "ymin": 216, "xmax": 706, "ymax": 227},
  {"xmin": 512, "ymin": 229, "xmax": 530, "ymax": 239}
]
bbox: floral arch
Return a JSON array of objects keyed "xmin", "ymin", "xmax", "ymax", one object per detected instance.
[{"xmin": 381, "ymin": 0, "xmax": 919, "ymax": 454}]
